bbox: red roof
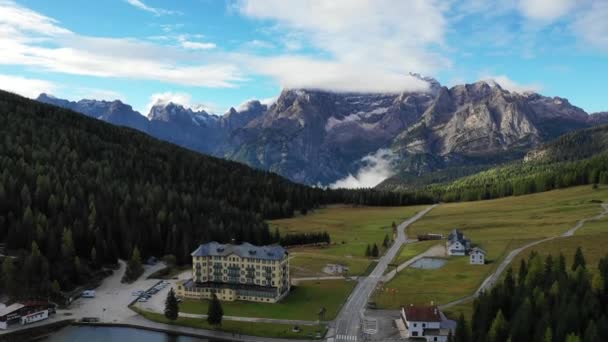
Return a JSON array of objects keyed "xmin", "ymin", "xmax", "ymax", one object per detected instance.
[{"xmin": 404, "ymin": 305, "xmax": 442, "ymax": 322}]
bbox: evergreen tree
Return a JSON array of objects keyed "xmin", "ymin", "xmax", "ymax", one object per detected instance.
[
  {"xmin": 371, "ymin": 244, "xmax": 379, "ymax": 257},
  {"xmin": 455, "ymin": 313, "xmax": 471, "ymax": 342},
  {"xmin": 544, "ymin": 327, "xmax": 553, "ymax": 342},
  {"xmin": 207, "ymin": 292, "xmax": 224, "ymax": 327},
  {"xmin": 488, "ymin": 310, "xmax": 508, "ymax": 342},
  {"xmin": 382, "ymin": 234, "xmax": 390, "ymax": 248},
  {"xmin": 164, "ymin": 288, "xmax": 179, "ymax": 321},
  {"xmin": 583, "ymin": 320, "xmax": 600, "ymax": 342},
  {"xmin": 566, "ymin": 334, "xmax": 581, "ymax": 342},
  {"xmin": 573, "ymin": 247, "xmax": 586, "ymax": 271},
  {"xmin": 365, "ymin": 244, "xmax": 371, "ymax": 257},
  {"xmin": 1, "ymin": 257, "xmax": 16, "ymax": 296},
  {"xmin": 123, "ymin": 246, "xmax": 143, "ymax": 283}
]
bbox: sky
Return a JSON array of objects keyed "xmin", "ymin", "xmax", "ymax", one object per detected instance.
[{"xmin": 0, "ymin": 0, "xmax": 607, "ymax": 115}]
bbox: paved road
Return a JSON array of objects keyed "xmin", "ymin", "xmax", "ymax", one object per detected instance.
[
  {"xmin": 332, "ymin": 205, "xmax": 437, "ymax": 342},
  {"xmin": 441, "ymin": 202, "xmax": 608, "ymax": 310}
]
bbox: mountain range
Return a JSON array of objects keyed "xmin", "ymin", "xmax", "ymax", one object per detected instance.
[{"xmin": 36, "ymin": 77, "xmax": 608, "ymax": 188}]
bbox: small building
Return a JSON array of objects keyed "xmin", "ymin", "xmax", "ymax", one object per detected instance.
[
  {"xmin": 446, "ymin": 229, "xmax": 470, "ymax": 256},
  {"xmin": 0, "ymin": 301, "xmax": 52, "ymax": 330},
  {"xmin": 400, "ymin": 305, "xmax": 455, "ymax": 342},
  {"xmin": 0, "ymin": 304, "xmax": 24, "ymax": 330},
  {"xmin": 469, "ymin": 247, "xmax": 486, "ymax": 265},
  {"xmin": 176, "ymin": 241, "xmax": 290, "ymax": 303}
]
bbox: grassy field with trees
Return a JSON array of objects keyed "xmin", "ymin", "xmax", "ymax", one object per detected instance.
[
  {"xmin": 132, "ymin": 307, "xmax": 326, "ymax": 339},
  {"xmin": 373, "ymin": 185, "xmax": 608, "ymax": 309},
  {"xmin": 270, "ymin": 205, "xmax": 427, "ymax": 276}
]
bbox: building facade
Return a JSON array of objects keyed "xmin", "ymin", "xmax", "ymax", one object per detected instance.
[
  {"xmin": 446, "ymin": 229, "xmax": 471, "ymax": 256},
  {"xmin": 469, "ymin": 247, "xmax": 486, "ymax": 265},
  {"xmin": 400, "ymin": 305, "xmax": 455, "ymax": 342},
  {"xmin": 176, "ymin": 242, "xmax": 290, "ymax": 303}
]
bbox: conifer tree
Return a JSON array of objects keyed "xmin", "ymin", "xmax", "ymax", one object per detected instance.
[
  {"xmin": 207, "ymin": 292, "xmax": 224, "ymax": 327},
  {"xmin": 573, "ymin": 247, "xmax": 586, "ymax": 271},
  {"xmin": 365, "ymin": 244, "xmax": 371, "ymax": 257},
  {"xmin": 488, "ymin": 310, "xmax": 508, "ymax": 342},
  {"xmin": 455, "ymin": 313, "xmax": 471, "ymax": 342},
  {"xmin": 164, "ymin": 288, "xmax": 179, "ymax": 321},
  {"xmin": 372, "ymin": 243, "xmax": 379, "ymax": 257}
]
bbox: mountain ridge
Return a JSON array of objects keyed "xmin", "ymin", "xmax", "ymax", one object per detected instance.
[{"xmin": 35, "ymin": 79, "xmax": 608, "ymax": 188}]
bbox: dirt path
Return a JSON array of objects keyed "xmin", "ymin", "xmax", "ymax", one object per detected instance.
[{"xmin": 440, "ymin": 202, "xmax": 608, "ymax": 310}]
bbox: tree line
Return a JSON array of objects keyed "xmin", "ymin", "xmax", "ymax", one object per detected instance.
[
  {"xmin": 453, "ymin": 248, "xmax": 608, "ymax": 342},
  {"xmin": 277, "ymin": 231, "xmax": 330, "ymax": 247}
]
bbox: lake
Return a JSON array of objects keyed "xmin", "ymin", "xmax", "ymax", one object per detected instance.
[{"xmin": 42, "ymin": 325, "xmax": 228, "ymax": 342}]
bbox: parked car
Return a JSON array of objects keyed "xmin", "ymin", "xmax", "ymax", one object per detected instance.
[{"xmin": 138, "ymin": 297, "xmax": 148, "ymax": 302}]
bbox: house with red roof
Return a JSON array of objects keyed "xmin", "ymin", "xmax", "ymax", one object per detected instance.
[{"xmin": 399, "ymin": 304, "xmax": 455, "ymax": 342}]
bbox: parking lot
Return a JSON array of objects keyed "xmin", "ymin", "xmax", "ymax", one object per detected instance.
[{"xmin": 133, "ymin": 267, "xmax": 191, "ymax": 315}]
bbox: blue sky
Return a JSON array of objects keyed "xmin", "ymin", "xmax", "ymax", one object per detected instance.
[{"xmin": 0, "ymin": 0, "xmax": 607, "ymax": 115}]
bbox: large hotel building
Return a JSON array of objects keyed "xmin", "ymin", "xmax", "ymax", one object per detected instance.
[{"xmin": 176, "ymin": 242, "xmax": 290, "ymax": 303}]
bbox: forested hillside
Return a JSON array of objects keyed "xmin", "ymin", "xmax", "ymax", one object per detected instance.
[
  {"xmin": 0, "ymin": 91, "xmax": 432, "ymax": 298},
  {"xmin": 423, "ymin": 125, "xmax": 608, "ymax": 202},
  {"xmin": 455, "ymin": 250, "xmax": 608, "ymax": 341}
]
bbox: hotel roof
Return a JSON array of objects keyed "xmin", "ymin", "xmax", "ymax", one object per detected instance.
[{"xmin": 191, "ymin": 241, "xmax": 287, "ymax": 261}]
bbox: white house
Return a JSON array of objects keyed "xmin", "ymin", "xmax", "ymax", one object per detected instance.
[
  {"xmin": 469, "ymin": 247, "xmax": 486, "ymax": 265},
  {"xmin": 400, "ymin": 305, "xmax": 455, "ymax": 342},
  {"xmin": 446, "ymin": 229, "xmax": 470, "ymax": 256}
]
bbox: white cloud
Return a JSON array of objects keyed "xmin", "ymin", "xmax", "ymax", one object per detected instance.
[
  {"xmin": 0, "ymin": 74, "xmax": 57, "ymax": 98},
  {"xmin": 0, "ymin": 1, "xmax": 242, "ymax": 88},
  {"xmin": 482, "ymin": 75, "xmax": 543, "ymax": 93},
  {"xmin": 237, "ymin": 0, "xmax": 448, "ymax": 93},
  {"xmin": 124, "ymin": 0, "xmax": 178, "ymax": 16},
  {"xmin": 518, "ymin": 0, "xmax": 576, "ymax": 21},
  {"xmin": 573, "ymin": 1, "xmax": 608, "ymax": 51},
  {"xmin": 330, "ymin": 148, "xmax": 396, "ymax": 189},
  {"xmin": 181, "ymin": 41, "xmax": 216, "ymax": 50},
  {"xmin": 244, "ymin": 39, "xmax": 275, "ymax": 49},
  {"xmin": 250, "ymin": 56, "xmax": 431, "ymax": 93}
]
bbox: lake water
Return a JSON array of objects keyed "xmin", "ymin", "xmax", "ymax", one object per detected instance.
[
  {"xmin": 42, "ymin": 325, "xmax": 227, "ymax": 342},
  {"xmin": 409, "ymin": 257, "xmax": 447, "ymax": 269}
]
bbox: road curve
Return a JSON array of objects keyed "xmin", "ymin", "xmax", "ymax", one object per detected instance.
[
  {"xmin": 331, "ymin": 205, "xmax": 438, "ymax": 342},
  {"xmin": 441, "ymin": 202, "xmax": 608, "ymax": 310}
]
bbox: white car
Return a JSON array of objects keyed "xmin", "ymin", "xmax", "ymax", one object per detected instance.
[{"xmin": 138, "ymin": 297, "xmax": 148, "ymax": 302}]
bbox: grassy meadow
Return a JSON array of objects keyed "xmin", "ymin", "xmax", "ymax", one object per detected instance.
[
  {"xmin": 179, "ymin": 279, "xmax": 355, "ymax": 321},
  {"xmin": 374, "ymin": 185, "xmax": 608, "ymax": 309},
  {"xmin": 133, "ymin": 307, "xmax": 327, "ymax": 339},
  {"xmin": 270, "ymin": 205, "xmax": 427, "ymax": 276}
]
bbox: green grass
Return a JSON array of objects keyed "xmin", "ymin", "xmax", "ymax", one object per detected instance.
[
  {"xmin": 132, "ymin": 307, "xmax": 326, "ymax": 339},
  {"xmin": 180, "ymin": 279, "xmax": 355, "ymax": 321},
  {"xmin": 270, "ymin": 205, "xmax": 427, "ymax": 276},
  {"xmin": 288, "ymin": 252, "xmax": 372, "ymax": 277},
  {"xmin": 374, "ymin": 186, "xmax": 608, "ymax": 309},
  {"xmin": 443, "ymin": 299, "xmax": 475, "ymax": 321}
]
